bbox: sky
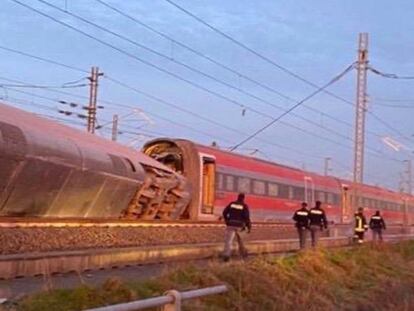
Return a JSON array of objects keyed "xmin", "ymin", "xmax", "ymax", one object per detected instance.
[{"xmin": 0, "ymin": 0, "xmax": 413, "ymax": 191}]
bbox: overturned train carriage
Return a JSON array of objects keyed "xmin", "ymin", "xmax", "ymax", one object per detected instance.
[{"xmin": 0, "ymin": 103, "xmax": 190, "ymax": 219}]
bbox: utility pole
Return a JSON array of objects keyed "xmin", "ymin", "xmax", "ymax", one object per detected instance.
[
  {"xmin": 352, "ymin": 33, "xmax": 369, "ymax": 214},
  {"xmin": 87, "ymin": 66, "xmax": 103, "ymax": 134},
  {"xmin": 111, "ymin": 114, "xmax": 119, "ymax": 141},
  {"xmin": 324, "ymin": 157, "xmax": 331, "ymax": 176}
]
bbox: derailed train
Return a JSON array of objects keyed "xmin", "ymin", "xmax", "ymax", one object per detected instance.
[{"xmin": 1, "ymin": 103, "xmax": 413, "ymax": 224}]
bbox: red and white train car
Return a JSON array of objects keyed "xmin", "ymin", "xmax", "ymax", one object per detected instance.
[{"xmin": 143, "ymin": 138, "xmax": 414, "ymax": 225}]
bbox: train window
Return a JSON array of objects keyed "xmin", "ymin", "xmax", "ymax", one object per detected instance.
[
  {"xmin": 216, "ymin": 173, "xmax": 224, "ymax": 190},
  {"xmin": 278, "ymin": 184, "xmax": 289, "ymax": 198},
  {"xmin": 327, "ymin": 193, "xmax": 334, "ymax": 204},
  {"xmin": 225, "ymin": 175, "xmax": 235, "ymax": 191},
  {"xmin": 316, "ymin": 191, "xmax": 325, "ymax": 203},
  {"xmin": 293, "ymin": 187, "xmax": 305, "ymax": 201},
  {"xmin": 124, "ymin": 158, "xmax": 136, "ymax": 172},
  {"xmin": 252, "ymin": 180, "xmax": 266, "ymax": 195},
  {"xmin": 237, "ymin": 177, "xmax": 251, "ymax": 194},
  {"xmin": 268, "ymin": 183, "xmax": 279, "ymax": 197},
  {"xmin": 332, "ymin": 194, "xmax": 339, "ymax": 205},
  {"xmin": 288, "ymin": 186, "xmax": 294, "ymax": 200}
]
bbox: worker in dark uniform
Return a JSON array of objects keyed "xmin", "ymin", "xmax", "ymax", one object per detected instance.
[
  {"xmin": 354, "ymin": 207, "xmax": 368, "ymax": 244},
  {"xmin": 369, "ymin": 210, "xmax": 386, "ymax": 242},
  {"xmin": 308, "ymin": 201, "xmax": 328, "ymax": 247},
  {"xmin": 222, "ymin": 193, "xmax": 251, "ymax": 262},
  {"xmin": 293, "ymin": 202, "xmax": 310, "ymax": 249}
]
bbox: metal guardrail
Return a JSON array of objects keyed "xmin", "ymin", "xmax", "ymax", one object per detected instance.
[{"xmin": 85, "ymin": 285, "xmax": 228, "ymax": 311}]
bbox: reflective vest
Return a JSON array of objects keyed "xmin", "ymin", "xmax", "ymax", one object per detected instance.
[{"xmin": 354, "ymin": 214, "xmax": 368, "ymax": 232}]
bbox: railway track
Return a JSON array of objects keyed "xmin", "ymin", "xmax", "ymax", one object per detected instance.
[
  {"xmin": 0, "ymin": 218, "xmax": 411, "ymax": 279},
  {"xmin": 0, "ymin": 217, "xmax": 292, "ymax": 228}
]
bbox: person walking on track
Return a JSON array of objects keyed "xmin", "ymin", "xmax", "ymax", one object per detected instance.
[
  {"xmin": 354, "ymin": 207, "xmax": 368, "ymax": 244},
  {"xmin": 293, "ymin": 202, "xmax": 310, "ymax": 249},
  {"xmin": 308, "ymin": 201, "xmax": 328, "ymax": 247},
  {"xmin": 369, "ymin": 210, "xmax": 386, "ymax": 242},
  {"xmin": 221, "ymin": 193, "xmax": 251, "ymax": 262}
]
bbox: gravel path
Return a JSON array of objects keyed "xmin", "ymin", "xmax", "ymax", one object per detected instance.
[{"xmin": 0, "ymin": 225, "xmax": 306, "ymax": 255}]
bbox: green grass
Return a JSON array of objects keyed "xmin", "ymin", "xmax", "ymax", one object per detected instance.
[{"xmin": 5, "ymin": 242, "xmax": 414, "ymax": 311}]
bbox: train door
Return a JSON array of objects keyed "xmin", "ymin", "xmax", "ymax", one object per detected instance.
[
  {"xmin": 304, "ymin": 176, "xmax": 315, "ymax": 205},
  {"xmin": 200, "ymin": 154, "xmax": 216, "ymax": 215}
]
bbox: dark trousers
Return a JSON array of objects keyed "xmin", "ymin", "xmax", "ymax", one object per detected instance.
[
  {"xmin": 354, "ymin": 231, "xmax": 365, "ymax": 244},
  {"xmin": 309, "ymin": 225, "xmax": 321, "ymax": 247},
  {"xmin": 297, "ymin": 227, "xmax": 308, "ymax": 249},
  {"xmin": 372, "ymin": 229, "xmax": 383, "ymax": 242}
]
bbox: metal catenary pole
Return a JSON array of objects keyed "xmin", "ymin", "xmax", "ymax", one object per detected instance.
[
  {"xmin": 87, "ymin": 66, "xmax": 103, "ymax": 133},
  {"xmin": 351, "ymin": 33, "xmax": 369, "ymax": 218}
]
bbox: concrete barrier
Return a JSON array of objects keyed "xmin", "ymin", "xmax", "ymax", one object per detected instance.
[{"xmin": 0, "ymin": 237, "xmax": 351, "ymax": 279}]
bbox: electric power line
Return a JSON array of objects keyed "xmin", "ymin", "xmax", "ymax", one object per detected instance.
[
  {"xmin": 12, "ymin": 0, "xmax": 367, "ymax": 149},
  {"xmin": 0, "ymin": 82, "xmax": 86, "ymax": 89},
  {"xmin": 94, "ymin": 0, "xmax": 360, "ymax": 133},
  {"xmin": 230, "ymin": 63, "xmax": 355, "ymax": 151},
  {"xmin": 163, "ymin": 0, "xmax": 414, "ymax": 145},
  {"xmin": 368, "ymin": 66, "xmax": 414, "ymax": 80},
  {"xmin": 0, "ymin": 45, "xmax": 88, "ymax": 74},
  {"xmin": 32, "ymin": 0, "xmax": 363, "ymax": 146},
  {"xmin": 3, "ymin": 2, "xmax": 407, "ymax": 157}
]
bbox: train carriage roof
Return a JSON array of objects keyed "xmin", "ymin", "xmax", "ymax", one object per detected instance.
[{"xmin": 0, "ymin": 103, "xmax": 173, "ymax": 172}]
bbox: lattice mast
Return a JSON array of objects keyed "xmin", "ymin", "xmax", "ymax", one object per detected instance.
[{"xmin": 352, "ymin": 33, "xmax": 369, "ymax": 210}]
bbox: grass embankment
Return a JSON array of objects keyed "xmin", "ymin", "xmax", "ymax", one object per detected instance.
[{"xmin": 7, "ymin": 242, "xmax": 414, "ymax": 311}]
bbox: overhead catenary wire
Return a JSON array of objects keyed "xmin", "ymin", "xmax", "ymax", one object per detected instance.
[
  {"xmin": 372, "ymin": 102, "xmax": 414, "ymax": 109},
  {"xmin": 230, "ymin": 63, "xmax": 355, "ymax": 151},
  {"xmin": 93, "ymin": 0, "xmax": 359, "ymax": 132},
  {"xmin": 0, "ymin": 82, "xmax": 86, "ymax": 89},
  {"xmin": 4, "ymin": 1, "xmax": 409, "ymax": 162},
  {"xmin": 368, "ymin": 66, "xmax": 414, "ymax": 80},
  {"xmin": 11, "ymin": 0, "xmax": 379, "ymax": 157},
  {"xmin": 3, "ymin": 2, "xmax": 408, "ymax": 154},
  {"xmin": 0, "ymin": 45, "xmax": 88, "ymax": 74},
  {"xmin": 163, "ymin": 0, "xmax": 414, "ymax": 145},
  {"xmin": 0, "ymin": 40, "xmax": 364, "ymax": 151},
  {"xmin": 30, "ymin": 0, "xmax": 356, "ymax": 144},
  {"xmin": 0, "ymin": 43, "xmax": 406, "ymax": 149}
]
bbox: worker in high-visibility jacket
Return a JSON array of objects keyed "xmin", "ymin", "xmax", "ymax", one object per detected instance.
[{"xmin": 354, "ymin": 207, "xmax": 368, "ymax": 244}]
